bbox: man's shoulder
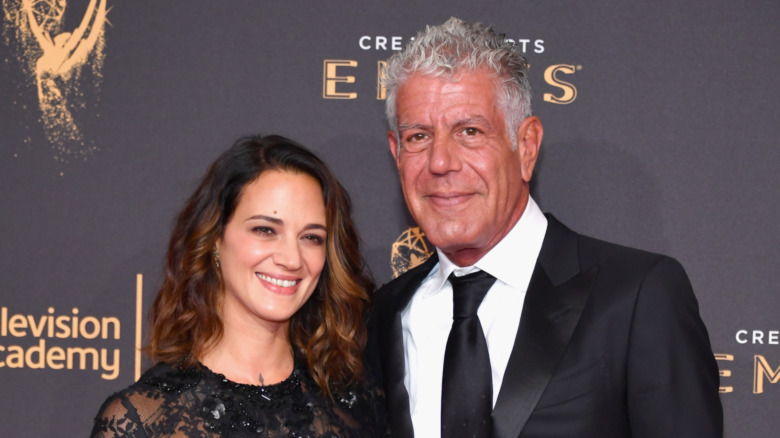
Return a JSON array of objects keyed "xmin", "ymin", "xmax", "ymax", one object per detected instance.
[
  {"xmin": 569, "ymin": 226, "xmax": 688, "ymax": 283},
  {"xmin": 579, "ymin": 232, "xmax": 669, "ymax": 262},
  {"xmin": 376, "ymin": 253, "xmax": 437, "ymax": 293},
  {"xmin": 547, "ymin": 214, "xmax": 684, "ymax": 275}
]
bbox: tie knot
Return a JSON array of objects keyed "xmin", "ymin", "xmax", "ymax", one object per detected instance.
[{"xmin": 448, "ymin": 270, "xmax": 496, "ymax": 319}]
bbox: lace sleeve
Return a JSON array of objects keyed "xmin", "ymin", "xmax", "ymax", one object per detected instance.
[
  {"xmin": 90, "ymin": 392, "xmax": 147, "ymax": 438},
  {"xmin": 369, "ymin": 370, "xmax": 391, "ymax": 437},
  {"xmin": 348, "ymin": 365, "xmax": 390, "ymax": 437}
]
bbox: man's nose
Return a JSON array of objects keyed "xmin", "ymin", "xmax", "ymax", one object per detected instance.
[{"xmin": 427, "ymin": 135, "xmax": 462, "ymax": 175}]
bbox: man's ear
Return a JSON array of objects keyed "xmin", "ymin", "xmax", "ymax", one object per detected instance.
[
  {"xmin": 388, "ymin": 130, "xmax": 400, "ymax": 162},
  {"xmin": 515, "ymin": 116, "xmax": 543, "ymax": 182}
]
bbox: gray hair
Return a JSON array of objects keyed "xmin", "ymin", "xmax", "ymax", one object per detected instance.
[{"xmin": 384, "ymin": 17, "xmax": 532, "ymax": 148}]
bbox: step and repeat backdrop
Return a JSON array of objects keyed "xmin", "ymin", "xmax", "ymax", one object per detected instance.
[{"xmin": 1, "ymin": 0, "xmax": 778, "ymax": 436}]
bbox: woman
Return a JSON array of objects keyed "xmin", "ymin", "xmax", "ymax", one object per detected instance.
[{"xmin": 91, "ymin": 135, "xmax": 382, "ymax": 437}]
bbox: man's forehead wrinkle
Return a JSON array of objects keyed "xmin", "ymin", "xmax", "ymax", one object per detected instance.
[
  {"xmin": 399, "ymin": 114, "xmax": 493, "ymax": 132},
  {"xmin": 395, "ymin": 71, "xmax": 502, "ymax": 134}
]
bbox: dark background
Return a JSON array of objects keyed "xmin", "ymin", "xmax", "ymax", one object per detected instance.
[{"xmin": 1, "ymin": 1, "xmax": 778, "ymax": 436}]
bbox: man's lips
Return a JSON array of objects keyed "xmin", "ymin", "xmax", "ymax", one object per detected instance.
[{"xmin": 424, "ymin": 192, "xmax": 474, "ymax": 207}]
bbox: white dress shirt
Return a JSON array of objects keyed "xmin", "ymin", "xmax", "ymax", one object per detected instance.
[{"xmin": 401, "ymin": 197, "xmax": 548, "ymax": 438}]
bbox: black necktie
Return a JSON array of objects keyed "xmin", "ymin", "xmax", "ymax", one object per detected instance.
[{"xmin": 441, "ymin": 270, "xmax": 496, "ymax": 438}]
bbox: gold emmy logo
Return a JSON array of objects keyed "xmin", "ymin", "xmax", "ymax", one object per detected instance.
[
  {"xmin": 390, "ymin": 227, "xmax": 433, "ymax": 278},
  {"xmin": 3, "ymin": 0, "xmax": 108, "ymax": 159}
]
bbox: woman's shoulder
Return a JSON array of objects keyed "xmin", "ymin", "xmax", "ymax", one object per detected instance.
[
  {"xmin": 90, "ymin": 362, "xmax": 205, "ymax": 437},
  {"xmin": 104, "ymin": 362, "xmax": 200, "ymax": 400}
]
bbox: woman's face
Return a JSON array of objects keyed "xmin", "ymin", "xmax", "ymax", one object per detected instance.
[{"xmin": 216, "ymin": 170, "xmax": 327, "ymax": 330}]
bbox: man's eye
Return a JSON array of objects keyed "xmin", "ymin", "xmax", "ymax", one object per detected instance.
[
  {"xmin": 462, "ymin": 127, "xmax": 479, "ymax": 136},
  {"xmin": 407, "ymin": 133, "xmax": 428, "ymax": 142}
]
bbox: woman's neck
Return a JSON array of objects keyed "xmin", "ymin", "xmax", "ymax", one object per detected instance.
[{"xmin": 200, "ymin": 317, "xmax": 295, "ymax": 386}]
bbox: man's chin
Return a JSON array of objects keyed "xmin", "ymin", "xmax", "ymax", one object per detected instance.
[
  {"xmin": 426, "ymin": 233, "xmax": 477, "ymax": 253},
  {"xmin": 421, "ymin": 228, "xmax": 468, "ymax": 249}
]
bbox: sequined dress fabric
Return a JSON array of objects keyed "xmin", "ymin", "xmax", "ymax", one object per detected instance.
[{"xmin": 91, "ymin": 361, "xmax": 385, "ymax": 437}]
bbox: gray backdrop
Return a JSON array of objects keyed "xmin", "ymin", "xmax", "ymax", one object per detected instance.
[{"xmin": 1, "ymin": 1, "xmax": 778, "ymax": 436}]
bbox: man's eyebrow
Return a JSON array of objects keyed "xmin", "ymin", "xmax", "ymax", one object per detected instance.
[
  {"xmin": 399, "ymin": 116, "xmax": 493, "ymax": 132},
  {"xmin": 398, "ymin": 123, "xmax": 431, "ymax": 131},
  {"xmin": 453, "ymin": 116, "xmax": 492, "ymax": 129}
]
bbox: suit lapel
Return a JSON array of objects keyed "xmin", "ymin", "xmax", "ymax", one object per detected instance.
[
  {"xmin": 378, "ymin": 254, "xmax": 438, "ymax": 437},
  {"xmin": 491, "ymin": 215, "xmax": 597, "ymax": 438}
]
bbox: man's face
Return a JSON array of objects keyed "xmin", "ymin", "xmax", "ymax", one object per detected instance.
[{"xmin": 389, "ymin": 69, "xmax": 542, "ymax": 266}]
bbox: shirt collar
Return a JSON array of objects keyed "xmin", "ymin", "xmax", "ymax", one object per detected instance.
[{"xmin": 425, "ymin": 196, "xmax": 548, "ymax": 296}]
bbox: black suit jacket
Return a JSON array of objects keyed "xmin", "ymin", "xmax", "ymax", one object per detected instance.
[{"xmin": 367, "ymin": 215, "xmax": 723, "ymax": 437}]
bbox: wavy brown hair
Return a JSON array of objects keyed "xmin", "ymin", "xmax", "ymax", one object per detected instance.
[{"xmin": 145, "ymin": 134, "xmax": 374, "ymax": 396}]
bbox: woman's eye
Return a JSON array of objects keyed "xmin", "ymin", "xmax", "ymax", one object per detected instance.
[
  {"xmin": 253, "ymin": 226, "xmax": 274, "ymax": 235},
  {"xmin": 303, "ymin": 234, "xmax": 325, "ymax": 245}
]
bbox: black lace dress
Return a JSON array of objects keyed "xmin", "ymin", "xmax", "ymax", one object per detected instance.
[{"xmin": 91, "ymin": 360, "xmax": 386, "ymax": 437}]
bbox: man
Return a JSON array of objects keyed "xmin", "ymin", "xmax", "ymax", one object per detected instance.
[{"xmin": 369, "ymin": 18, "xmax": 723, "ymax": 437}]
